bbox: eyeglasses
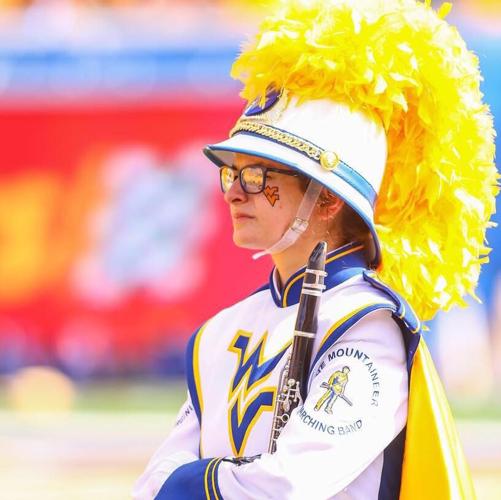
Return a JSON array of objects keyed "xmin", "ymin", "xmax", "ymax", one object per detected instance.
[{"xmin": 219, "ymin": 165, "xmax": 301, "ymax": 194}]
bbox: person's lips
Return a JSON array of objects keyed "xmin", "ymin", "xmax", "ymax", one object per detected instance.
[{"xmin": 232, "ymin": 212, "xmax": 254, "ymax": 220}]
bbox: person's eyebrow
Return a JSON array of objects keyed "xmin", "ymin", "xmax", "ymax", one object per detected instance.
[{"xmin": 232, "ymin": 162, "xmax": 269, "ymax": 170}]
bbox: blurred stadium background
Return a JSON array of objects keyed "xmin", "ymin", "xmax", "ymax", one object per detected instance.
[{"xmin": 0, "ymin": 0, "xmax": 499, "ymax": 498}]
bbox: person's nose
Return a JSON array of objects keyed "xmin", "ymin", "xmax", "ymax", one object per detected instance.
[{"xmin": 224, "ymin": 175, "xmax": 248, "ymax": 205}]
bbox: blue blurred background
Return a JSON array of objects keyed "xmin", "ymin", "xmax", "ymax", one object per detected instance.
[{"xmin": 0, "ymin": 1, "xmax": 499, "ymax": 498}]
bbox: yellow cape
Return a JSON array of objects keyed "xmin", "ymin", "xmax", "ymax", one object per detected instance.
[{"xmin": 400, "ymin": 338, "xmax": 476, "ymax": 499}]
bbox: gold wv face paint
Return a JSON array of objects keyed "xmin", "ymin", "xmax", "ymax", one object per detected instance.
[{"xmin": 264, "ymin": 186, "xmax": 280, "ymax": 207}]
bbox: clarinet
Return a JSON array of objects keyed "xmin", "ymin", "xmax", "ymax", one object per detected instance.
[{"xmin": 268, "ymin": 241, "xmax": 327, "ymax": 454}]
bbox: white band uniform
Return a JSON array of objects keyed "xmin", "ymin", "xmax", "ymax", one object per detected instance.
[{"xmin": 132, "ymin": 245, "xmax": 413, "ymax": 500}]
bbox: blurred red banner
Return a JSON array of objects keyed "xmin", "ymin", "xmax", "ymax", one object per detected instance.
[{"xmin": 0, "ymin": 96, "xmax": 272, "ymax": 372}]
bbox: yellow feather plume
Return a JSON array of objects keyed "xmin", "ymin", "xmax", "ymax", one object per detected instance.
[{"xmin": 231, "ymin": 0, "xmax": 499, "ymax": 320}]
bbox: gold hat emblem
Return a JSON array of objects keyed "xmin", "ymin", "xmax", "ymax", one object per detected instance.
[{"xmin": 320, "ymin": 151, "xmax": 340, "ymax": 171}]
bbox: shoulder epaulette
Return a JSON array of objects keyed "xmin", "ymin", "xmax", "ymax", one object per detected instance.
[
  {"xmin": 310, "ymin": 269, "xmax": 422, "ymax": 383},
  {"xmin": 363, "ymin": 270, "xmax": 421, "ymax": 335}
]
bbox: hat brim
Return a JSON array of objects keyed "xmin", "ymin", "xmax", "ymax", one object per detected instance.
[{"xmin": 204, "ymin": 132, "xmax": 381, "ymax": 266}]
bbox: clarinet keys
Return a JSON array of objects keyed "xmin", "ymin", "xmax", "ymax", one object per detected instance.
[{"xmin": 281, "ymin": 378, "xmax": 301, "ymax": 413}]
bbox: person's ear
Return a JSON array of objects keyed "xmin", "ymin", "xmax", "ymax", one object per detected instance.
[
  {"xmin": 325, "ymin": 197, "xmax": 344, "ymax": 219},
  {"xmin": 316, "ymin": 188, "xmax": 344, "ymax": 222}
]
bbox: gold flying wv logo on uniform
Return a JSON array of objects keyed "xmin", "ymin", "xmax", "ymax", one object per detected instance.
[
  {"xmin": 314, "ymin": 366, "xmax": 352, "ymax": 414},
  {"xmin": 227, "ymin": 330, "xmax": 291, "ymax": 456}
]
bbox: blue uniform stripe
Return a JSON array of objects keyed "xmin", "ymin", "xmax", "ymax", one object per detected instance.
[
  {"xmin": 378, "ymin": 427, "xmax": 406, "ymax": 500},
  {"xmin": 332, "ymin": 160, "xmax": 377, "ymax": 207},
  {"xmin": 399, "ymin": 322, "xmax": 421, "ymax": 373},
  {"xmin": 186, "ymin": 327, "xmax": 204, "ymax": 426},
  {"xmin": 155, "ymin": 458, "xmax": 217, "ymax": 500}
]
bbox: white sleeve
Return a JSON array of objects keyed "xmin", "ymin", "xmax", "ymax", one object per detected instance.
[
  {"xmin": 218, "ymin": 310, "xmax": 408, "ymax": 500},
  {"xmin": 132, "ymin": 393, "xmax": 200, "ymax": 500}
]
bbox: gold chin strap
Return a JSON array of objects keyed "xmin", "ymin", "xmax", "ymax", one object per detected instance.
[{"xmin": 252, "ymin": 181, "xmax": 323, "ymax": 260}]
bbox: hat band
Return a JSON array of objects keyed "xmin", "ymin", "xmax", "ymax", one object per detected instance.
[{"xmin": 230, "ymin": 120, "xmax": 377, "ymax": 208}]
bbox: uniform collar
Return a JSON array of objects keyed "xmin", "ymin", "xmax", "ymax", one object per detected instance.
[{"xmin": 269, "ymin": 242, "xmax": 368, "ymax": 308}]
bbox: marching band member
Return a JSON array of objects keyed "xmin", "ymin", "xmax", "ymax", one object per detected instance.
[{"xmin": 133, "ymin": 0, "xmax": 498, "ymax": 498}]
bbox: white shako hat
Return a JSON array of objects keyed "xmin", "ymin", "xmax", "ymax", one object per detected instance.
[{"xmin": 204, "ymin": 88, "xmax": 387, "ymax": 265}]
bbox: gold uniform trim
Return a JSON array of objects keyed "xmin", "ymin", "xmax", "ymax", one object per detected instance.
[
  {"xmin": 211, "ymin": 458, "xmax": 222, "ymax": 500},
  {"xmin": 230, "ymin": 120, "xmax": 323, "ymax": 163},
  {"xmin": 204, "ymin": 458, "xmax": 218, "ymax": 499}
]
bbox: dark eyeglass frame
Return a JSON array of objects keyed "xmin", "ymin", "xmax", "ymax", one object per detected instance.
[{"xmin": 219, "ymin": 165, "xmax": 301, "ymax": 194}]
